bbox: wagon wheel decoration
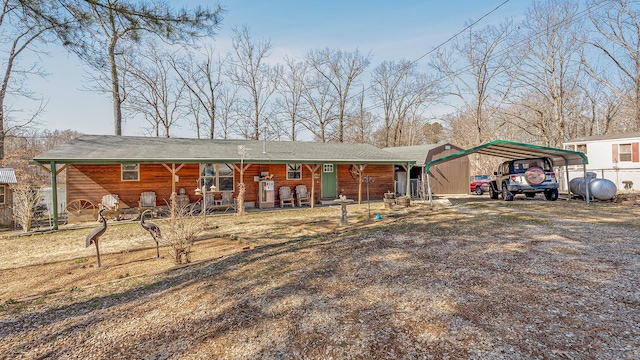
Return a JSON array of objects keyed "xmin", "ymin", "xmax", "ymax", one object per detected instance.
[{"xmin": 66, "ymin": 199, "xmax": 97, "ymax": 215}]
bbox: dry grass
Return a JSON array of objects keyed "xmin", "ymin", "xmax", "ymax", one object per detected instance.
[{"xmin": 0, "ymin": 198, "xmax": 639, "ymax": 359}]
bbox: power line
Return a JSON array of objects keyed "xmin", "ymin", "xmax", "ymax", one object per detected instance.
[{"xmin": 357, "ymin": 0, "xmax": 609, "ymax": 116}]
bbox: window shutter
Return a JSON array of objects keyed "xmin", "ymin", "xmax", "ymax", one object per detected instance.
[
  {"xmin": 612, "ymin": 144, "xmax": 618, "ymax": 162},
  {"xmin": 633, "ymin": 142, "xmax": 639, "ymax": 162}
]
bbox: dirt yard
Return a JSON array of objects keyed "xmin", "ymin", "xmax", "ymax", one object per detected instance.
[{"xmin": 0, "ymin": 197, "xmax": 639, "ymax": 359}]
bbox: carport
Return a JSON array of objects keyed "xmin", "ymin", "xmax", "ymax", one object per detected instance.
[{"xmin": 424, "ymin": 139, "xmax": 589, "ymax": 206}]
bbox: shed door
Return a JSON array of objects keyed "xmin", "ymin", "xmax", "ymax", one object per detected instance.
[{"xmin": 321, "ymin": 164, "xmax": 337, "ymax": 198}]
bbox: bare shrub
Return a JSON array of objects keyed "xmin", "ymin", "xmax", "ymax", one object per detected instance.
[
  {"xmin": 161, "ymin": 196, "xmax": 205, "ymax": 265},
  {"xmin": 11, "ymin": 184, "xmax": 42, "ymax": 232}
]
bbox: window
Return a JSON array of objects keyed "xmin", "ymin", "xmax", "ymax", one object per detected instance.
[
  {"xmin": 576, "ymin": 144, "xmax": 587, "ymax": 154},
  {"xmin": 0, "ymin": 185, "xmax": 5, "ymax": 204},
  {"xmin": 121, "ymin": 164, "xmax": 139, "ymax": 181},
  {"xmin": 619, "ymin": 144, "xmax": 632, "ymax": 162},
  {"xmin": 200, "ymin": 163, "xmax": 234, "ymax": 191},
  {"xmin": 564, "ymin": 144, "xmax": 575, "ymax": 151},
  {"xmin": 286, "ymin": 164, "xmax": 302, "ymax": 180},
  {"xmin": 323, "ymin": 164, "xmax": 334, "ymax": 173}
]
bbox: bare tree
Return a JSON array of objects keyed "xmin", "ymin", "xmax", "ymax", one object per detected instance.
[
  {"xmin": 0, "ymin": 1, "xmax": 65, "ymax": 160},
  {"xmin": 344, "ymin": 85, "xmax": 376, "ymax": 144},
  {"xmin": 59, "ymin": 0, "xmax": 224, "ymax": 136},
  {"xmin": 11, "ymin": 184, "xmax": 42, "ymax": 232},
  {"xmin": 275, "ymin": 57, "xmax": 307, "ymax": 141},
  {"xmin": 370, "ymin": 60, "xmax": 437, "ymax": 147},
  {"xmin": 306, "ymin": 48, "xmax": 371, "ymax": 142},
  {"xmin": 217, "ymin": 84, "xmax": 241, "ymax": 139},
  {"xmin": 227, "ymin": 25, "xmax": 279, "ymax": 140},
  {"xmin": 585, "ymin": 0, "xmax": 640, "ymax": 130},
  {"xmin": 124, "ymin": 44, "xmax": 187, "ymax": 137},
  {"xmin": 298, "ymin": 70, "xmax": 336, "ymax": 142},
  {"xmin": 173, "ymin": 45, "xmax": 226, "ymax": 139},
  {"xmin": 507, "ymin": 0, "xmax": 585, "ymax": 147},
  {"xmin": 431, "ymin": 20, "xmax": 515, "ymax": 145}
]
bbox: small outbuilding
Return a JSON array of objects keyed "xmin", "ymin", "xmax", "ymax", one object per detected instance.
[
  {"xmin": 0, "ymin": 168, "xmax": 18, "ymax": 227},
  {"xmin": 383, "ymin": 143, "xmax": 469, "ymax": 197}
]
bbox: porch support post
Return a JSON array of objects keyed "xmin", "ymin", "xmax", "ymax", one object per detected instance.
[
  {"xmin": 421, "ymin": 166, "xmax": 427, "ymax": 200},
  {"xmin": 356, "ymin": 164, "xmax": 366, "ymax": 204},
  {"xmin": 305, "ymin": 164, "xmax": 320, "ymax": 208},
  {"xmin": 406, "ymin": 162, "xmax": 412, "ymax": 198},
  {"xmin": 50, "ymin": 161, "xmax": 59, "ymax": 230},
  {"xmin": 162, "ymin": 163, "xmax": 185, "ymax": 196}
]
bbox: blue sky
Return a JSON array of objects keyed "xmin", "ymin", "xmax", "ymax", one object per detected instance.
[{"xmin": 26, "ymin": 0, "xmax": 530, "ymax": 137}]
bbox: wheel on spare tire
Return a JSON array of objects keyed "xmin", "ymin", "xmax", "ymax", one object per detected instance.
[
  {"xmin": 524, "ymin": 167, "xmax": 545, "ymax": 185},
  {"xmin": 544, "ymin": 188, "xmax": 558, "ymax": 201},
  {"xmin": 502, "ymin": 183, "xmax": 514, "ymax": 201},
  {"xmin": 475, "ymin": 186, "xmax": 483, "ymax": 195}
]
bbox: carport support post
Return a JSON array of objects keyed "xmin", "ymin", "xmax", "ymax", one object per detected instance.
[
  {"xmin": 50, "ymin": 161, "xmax": 59, "ymax": 230},
  {"xmin": 564, "ymin": 163, "xmax": 571, "ymax": 201},
  {"xmin": 427, "ymin": 170, "xmax": 433, "ymax": 207}
]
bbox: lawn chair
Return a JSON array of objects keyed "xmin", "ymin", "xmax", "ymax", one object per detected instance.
[
  {"xmin": 221, "ymin": 191, "xmax": 237, "ymax": 212},
  {"xmin": 139, "ymin": 191, "xmax": 157, "ymax": 217},
  {"xmin": 295, "ymin": 185, "xmax": 311, "ymax": 207},
  {"xmin": 279, "ymin": 186, "xmax": 295, "ymax": 208},
  {"xmin": 99, "ymin": 193, "xmax": 121, "ymax": 221}
]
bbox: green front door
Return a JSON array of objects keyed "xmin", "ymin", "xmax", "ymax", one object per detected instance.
[{"xmin": 321, "ymin": 164, "xmax": 337, "ymax": 199}]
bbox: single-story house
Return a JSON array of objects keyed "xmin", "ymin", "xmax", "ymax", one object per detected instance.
[
  {"xmin": 0, "ymin": 168, "xmax": 17, "ymax": 227},
  {"xmin": 564, "ymin": 132, "xmax": 640, "ymax": 191},
  {"xmin": 383, "ymin": 143, "xmax": 469, "ymax": 196},
  {"xmin": 31, "ymin": 135, "xmax": 416, "ymax": 228}
]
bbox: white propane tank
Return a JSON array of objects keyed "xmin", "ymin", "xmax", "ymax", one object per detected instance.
[{"xmin": 569, "ymin": 173, "xmax": 617, "ymax": 200}]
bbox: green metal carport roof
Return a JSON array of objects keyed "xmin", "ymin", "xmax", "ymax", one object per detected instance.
[
  {"xmin": 424, "ymin": 139, "xmax": 589, "ymax": 205},
  {"xmin": 425, "ymin": 139, "xmax": 588, "ymax": 173}
]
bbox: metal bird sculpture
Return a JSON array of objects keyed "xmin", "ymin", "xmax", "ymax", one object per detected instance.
[
  {"xmin": 86, "ymin": 209, "xmax": 107, "ymax": 268},
  {"xmin": 140, "ymin": 210, "xmax": 162, "ymax": 258}
]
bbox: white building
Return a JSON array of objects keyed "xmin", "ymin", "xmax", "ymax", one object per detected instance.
[{"xmin": 564, "ymin": 132, "xmax": 640, "ymax": 191}]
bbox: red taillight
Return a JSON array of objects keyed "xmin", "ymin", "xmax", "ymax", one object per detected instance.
[
  {"xmin": 510, "ymin": 175, "xmax": 516, "ymax": 181},
  {"xmin": 550, "ymin": 172, "xmax": 556, "ymax": 178}
]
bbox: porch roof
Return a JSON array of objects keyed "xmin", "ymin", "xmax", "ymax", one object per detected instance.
[{"xmin": 31, "ymin": 135, "xmax": 414, "ymax": 165}]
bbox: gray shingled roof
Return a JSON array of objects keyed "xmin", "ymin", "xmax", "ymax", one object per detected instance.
[
  {"xmin": 383, "ymin": 143, "xmax": 444, "ymax": 166},
  {"xmin": 31, "ymin": 135, "xmax": 414, "ymax": 165},
  {"xmin": 566, "ymin": 131, "xmax": 640, "ymax": 143},
  {"xmin": 0, "ymin": 168, "xmax": 17, "ymax": 183}
]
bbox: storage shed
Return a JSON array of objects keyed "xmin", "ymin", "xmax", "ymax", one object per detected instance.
[
  {"xmin": 0, "ymin": 168, "xmax": 17, "ymax": 227},
  {"xmin": 383, "ymin": 143, "xmax": 469, "ymax": 196}
]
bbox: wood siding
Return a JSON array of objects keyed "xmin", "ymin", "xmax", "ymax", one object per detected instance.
[
  {"xmin": 66, "ymin": 163, "xmax": 397, "ymax": 210},
  {"xmin": 0, "ymin": 185, "xmax": 13, "ymax": 226},
  {"xmin": 426, "ymin": 144, "xmax": 470, "ymax": 194}
]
